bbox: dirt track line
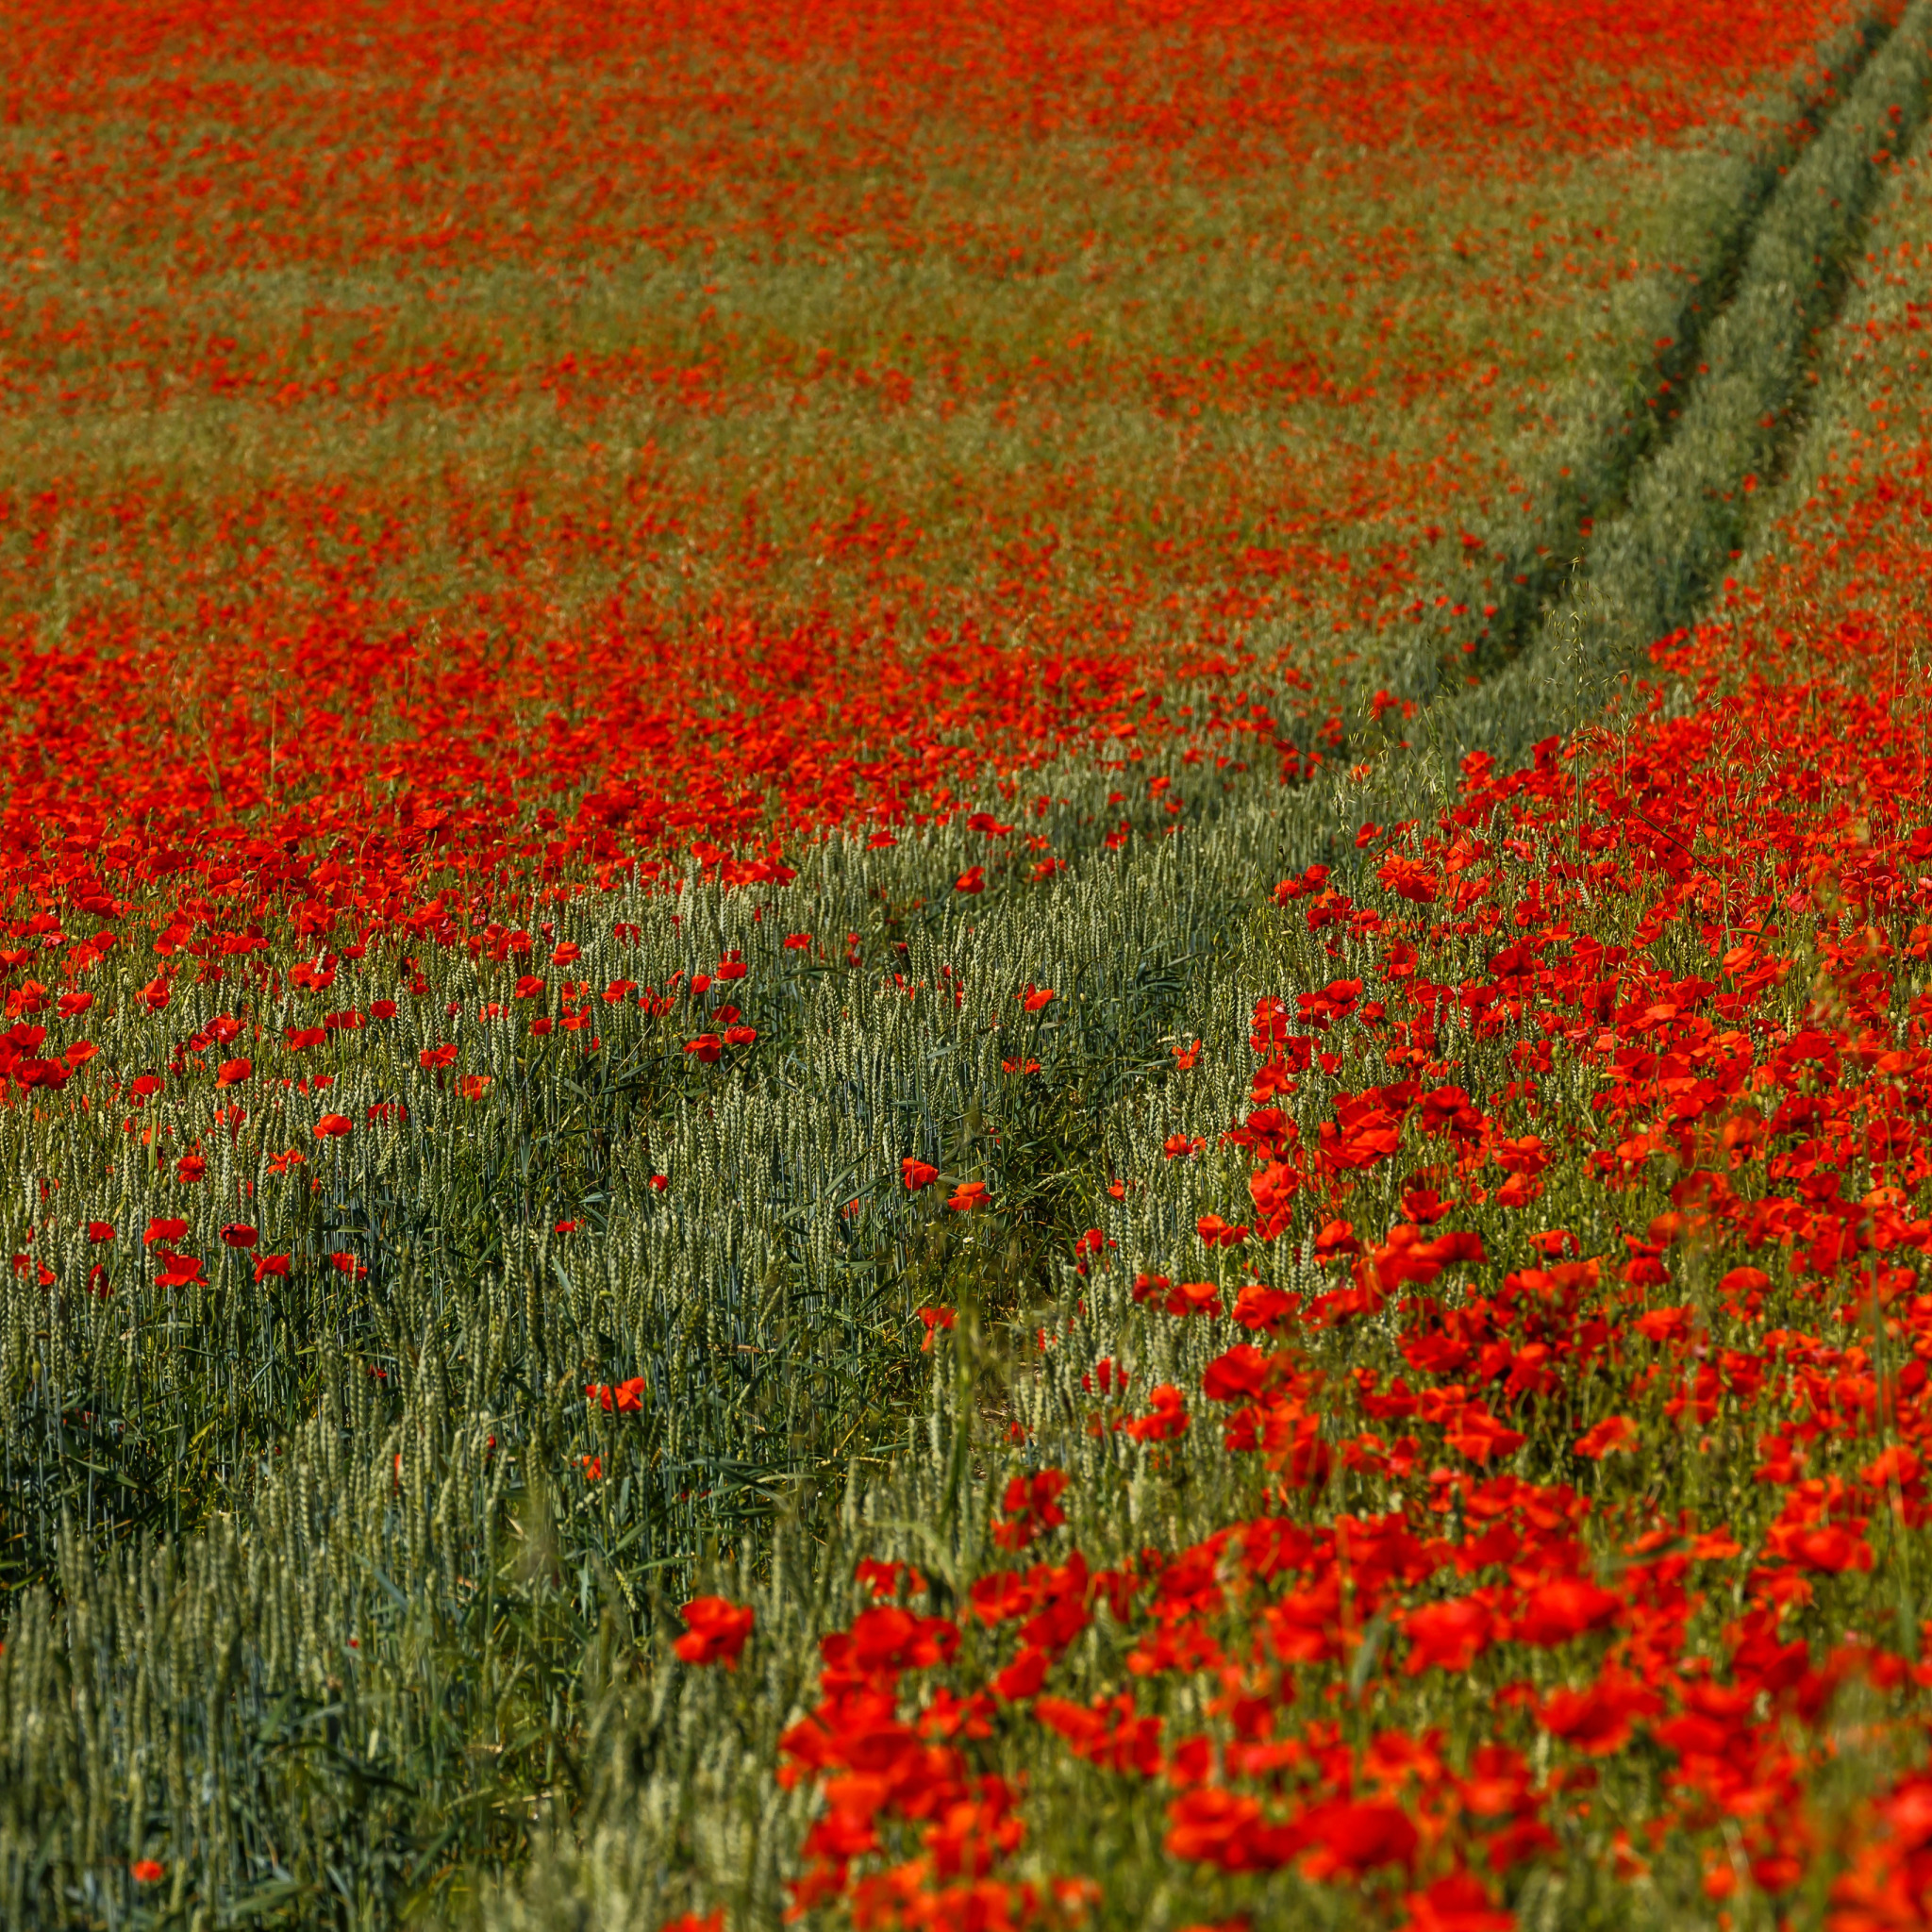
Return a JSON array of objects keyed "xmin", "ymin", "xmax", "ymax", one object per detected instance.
[{"xmin": 1313, "ymin": 0, "xmax": 1932, "ymax": 867}]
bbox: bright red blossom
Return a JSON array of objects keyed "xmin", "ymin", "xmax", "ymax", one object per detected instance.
[{"xmin": 676, "ymin": 1596, "xmax": 755, "ymax": 1669}]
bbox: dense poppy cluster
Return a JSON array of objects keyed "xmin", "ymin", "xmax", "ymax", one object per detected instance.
[{"xmin": 0, "ymin": 0, "xmax": 1875, "ymax": 932}]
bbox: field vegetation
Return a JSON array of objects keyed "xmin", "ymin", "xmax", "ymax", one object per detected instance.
[{"xmin": 8, "ymin": 5, "xmax": 1932, "ymax": 1930}]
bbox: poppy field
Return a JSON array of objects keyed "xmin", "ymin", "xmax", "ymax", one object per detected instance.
[{"xmin": 9, "ymin": 1, "xmax": 1932, "ymax": 1927}]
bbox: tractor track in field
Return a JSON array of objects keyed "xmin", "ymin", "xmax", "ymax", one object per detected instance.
[
  {"xmin": 980, "ymin": 2, "xmax": 1924, "ymax": 865},
  {"xmin": 1412, "ymin": 6, "xmax": 1904, "ymax": 701},
  {"xmin": 1321, "ymin": 0, "xmax": 1932, "ymax": 851}
]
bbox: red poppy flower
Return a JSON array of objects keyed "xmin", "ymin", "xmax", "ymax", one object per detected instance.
[
  {"xmin": 1514, "ymin": 1577, "xmax": 1622, "ymax": 1646},
  {"xmin": 314, "ymin": 1113, "xmax": 353, "ymax": 1138},
  {"xmin": 1404, "ymin": 1597, "xmax": 1494, "ymax": 1675},
  {"xmin": 675, "ymin": 1595, "xmax": 753, "ymax": 1668},
  {"xmin": 1540, "ymin": 1676, "xmax": 1657, "ymax": 1757},
  {"xmin": 856, "ymin": 1558, "xmax": 924, "ymax": 1601},
  {"xmin": 1124, "ymin": 1384, "xmax": 1189, "ymax": 1442},
  {"xmin": 1773, "ymin": 1524, "xmax": 1873, "ymax": 1574},
  {"xmin": 1377, "ymin": 853, "xmax": 1441, "ymax": 903},
  {"xmin": 992, "ymin": 1645, "xmax": 1050, "ymax": 1702},
  {"xmin": 587, "ymin": 1376, "xmax": 646, "ymax": 1412},
  {"xmin": 902, "ymin": 1157, "xmax": 939, "ymax": 1190},
  {"xmin": 1196, "ymin": 1214, "xmax": 1249, "ymax": 1248},
  {"xmin": 1300, "ymin": 1799, "xmax": 1419, "ymax": 1879},
  {"xmin": 1398, "ymin": 1873, "xmax": 1514, "ymax": 1932},
  {"xmin": 1574, "ymin": 1415, "xmax": 1639, "ymax": 1459},
  {"xmin": 1312, "ymin": 1219, "xmax": 1361, "ymax": 1261}
]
